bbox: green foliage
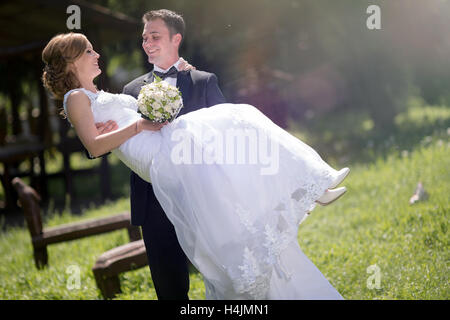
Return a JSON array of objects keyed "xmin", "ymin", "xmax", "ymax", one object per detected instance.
[
  {"xmin": 106, "ymin": 49, "xmax": 144, "ymax": 80},
  {"xmin": 288, "ymin": 98, "xmax": 450, "ymax": 165}
]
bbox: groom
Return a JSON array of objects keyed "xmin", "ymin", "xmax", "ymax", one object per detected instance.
[{"xmin": 100, "ymin": 9, "xmax": 226, "ymax": 299}]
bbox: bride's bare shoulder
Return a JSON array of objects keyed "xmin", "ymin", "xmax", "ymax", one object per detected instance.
[
  {"xmin": 66, "ymin": 90, "xmax": 90, "ymax": 106},
  {"xmin": 64, "ymin": 91, "xmax": 93, "ymax": 119}
]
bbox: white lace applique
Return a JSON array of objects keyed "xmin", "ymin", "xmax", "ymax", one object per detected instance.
[
  {"xmin": 263, "ymin": 222, "xmax": 293, "ymax": 281},
  {"xmin": 235, "ymin": 247, "xmax": 271, "ymax": 299},
  {"xmin": 264, "ymin": 223, "xmax": 291, "ymax": 257},
  {"xmin": 282, "ymin": 170, "xmax": 335, "ymax": 223},
  {"xmin": 263, "ymin": 224, "xmax": 279, "ymax": 264},
  {"xmin": 231, "ymin": 172, "xmax": 336, "ymax": 299},
  {"xmin": 96, "ymin": 91, "xmax": 114, "ymax": 105},
  {"xmin": 235, "ymin": 204, "xmax": 257, "ymax": 234},
  {"xmin": 233, "ymin": 206, "xmax": 297, "ymax": 299}
]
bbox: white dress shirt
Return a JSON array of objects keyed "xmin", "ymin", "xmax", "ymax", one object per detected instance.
[{"xmin": 152, "ymin": 58, "xmax": 182, "ymax": 87}]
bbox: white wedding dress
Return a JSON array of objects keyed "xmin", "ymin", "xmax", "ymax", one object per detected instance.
[{"xmin": 64, "ymin": 88, "xmax": 344, "ymax": 300}]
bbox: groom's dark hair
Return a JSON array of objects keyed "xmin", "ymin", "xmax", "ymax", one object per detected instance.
[{"xmin": 143, "ymin": 9, "xmax": 185, "ymax": 44}]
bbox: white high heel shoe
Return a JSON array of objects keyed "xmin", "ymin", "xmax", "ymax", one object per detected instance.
[
  {"xmin": 330, "ymin": 167, "xmax": 350, "ymax": 189},
  {"xmin": 316, "ymin": 187, "xmax": 347, "ymax": 205}
]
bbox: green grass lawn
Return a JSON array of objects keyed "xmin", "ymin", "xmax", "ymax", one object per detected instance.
[
  {"xmin": 298, "ymin": 137, "xmax": 449, "ymax": 300},
  {"xmin": 0, "ymin": 134, "xmax": 448, "ymax": 299}
]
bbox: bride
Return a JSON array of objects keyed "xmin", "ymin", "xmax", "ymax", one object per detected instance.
[{"xmin": 42, "ymin": 33, "xmax": 349, "ymax": 300}]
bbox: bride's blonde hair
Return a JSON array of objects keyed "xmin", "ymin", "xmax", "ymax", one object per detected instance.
[{"xmin": 42, "ymin": 33, "xmax": 89, "ymax": 100}]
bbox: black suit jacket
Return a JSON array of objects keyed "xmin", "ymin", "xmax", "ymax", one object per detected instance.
[{"xmin": 122, "ymin": 69, "xmax": 226, "ymax": 226}]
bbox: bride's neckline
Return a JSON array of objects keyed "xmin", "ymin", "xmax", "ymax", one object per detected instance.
[{"xmin": 80, "ymin": 87, "xmax": 99, "ymax": 95}]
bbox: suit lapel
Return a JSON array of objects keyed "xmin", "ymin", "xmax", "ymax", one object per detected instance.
[
  {"xmin": 143, "ymin": 72, "xmax": 154, "ymax": 85},
  {"xmin": 131, "ymin": 72, "xmax": 153, "ymax": 98},
  {"xmin": 176, "ymin": 71, "xmax": 192, "ymax": 111}
]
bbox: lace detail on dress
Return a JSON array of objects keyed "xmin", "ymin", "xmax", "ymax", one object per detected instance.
[
  {"xmin": 62, "ymin": 88, "xmax": 99, "ymax": 126},
  {"xmin": 230, "ymin": 168, "xmax": 335, "ymax": 299},
  {"xmin": 263, "ymin": 224, "xmax": 292, "ymax": 275},
  {"xmin": 235, "ymin": 204, "xmax": 257, "ymax": 234},
  {"xmin": 290, "ymin": 169, "xmax": 334, "ymax": 215},
  {"xmin": 235, "ymin": 247, "xmax": 271, "ymax": 300}
]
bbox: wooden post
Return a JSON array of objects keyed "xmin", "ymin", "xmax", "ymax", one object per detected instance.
[
  {"xmin": 92, "ymin": 270, "xmax": 122, "ymax": 299},
  {"xmin": 34, "ymin": 57, "xmax": 49, "ymax": 202},
  {"xmin": 7, "ymin": 65, "xmax": 22, "ymax": 136},
  {"xmin": 1, "ymin": 164, "xmax": 15, "ymax": 210},
  {"xmin": 0, "ymin": 105, "xmax": 6, "ymax": 146},
  {"xmin": 56, "ymin": 99, "xmax": 75, "ymax": 204},
  {"xmin": 87, "ymin": 29, "xmax": 111, "ymax": 202},
  {"xmin": 127, "ymin": 225, "xmax": 142, "ymax": 242},
  {"xmin": 33, "ymin": 246, "xmax": 49, "ymax": 269}
]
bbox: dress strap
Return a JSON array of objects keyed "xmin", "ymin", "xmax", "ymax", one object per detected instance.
[{"xmin": 62, "ymin": 88, "xmax": 99, "ymax": 125}]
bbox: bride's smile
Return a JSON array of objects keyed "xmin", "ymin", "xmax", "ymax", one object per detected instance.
[{"xmin": 73, "ymin": 42, "xmax": 102, "ymax": 81}]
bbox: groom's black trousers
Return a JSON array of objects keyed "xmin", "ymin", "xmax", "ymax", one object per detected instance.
[{"xmin": 132, "ymin": 174, "xmax": 190, "ymax": 300}]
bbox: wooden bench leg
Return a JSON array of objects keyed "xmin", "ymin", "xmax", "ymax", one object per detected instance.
[
  {"xmin": 33, "ymin": 246, "xmax": 48, "ymax": 269},
  {"xmin": 93, "ymin": 270, "xmax": 121, "ymax": 299},
  {"xmin": 92, "ymin": 240, "xmax": 147, "ymax": 299},
  {"xmin": 127, "ymin": 225, "xmax": 142, "ymax": 242}
]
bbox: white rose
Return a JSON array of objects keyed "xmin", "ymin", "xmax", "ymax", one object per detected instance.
[
  {"xmin": 153, "ymin": 101, "xmax": 163, "ymax": 111},
  {"xmin": 153, "ymin": 111, "xmax": 162, "ymax": 118},
  {"xmin": 167, "ymin": 89, "xmax": 177, "ymax": 98},
  {"xmin": 163, "ymin": 104, "xmax": 172, "ymax": 113},
  {"xmin": 160, "ymin": 81, "xmax": 170, "ymax": 89},
  {"xmin": 153, "ymin": 91, "xmax": 164, "ymax": 102}
]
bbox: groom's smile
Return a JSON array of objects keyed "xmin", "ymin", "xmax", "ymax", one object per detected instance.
[{"xmin": 142, "ymin": 18, "xmax": 182, "ymax": 70}]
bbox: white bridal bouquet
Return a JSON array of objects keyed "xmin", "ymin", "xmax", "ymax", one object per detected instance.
[{"xmin": 137, "ymin": 74, "xmax": 183, "ymax": 123}]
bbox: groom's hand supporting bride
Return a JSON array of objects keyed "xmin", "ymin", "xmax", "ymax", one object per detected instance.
[
  {"xmin": 84, "ymin": 121, "xmax": 117, "ymax": 158},
  {"xmin": 95, "ymin": 120, "xmax": 118, "ymax": 134},
  {"xmin": 94, "ymin": 119, "xmax": 168, "ymax": 136}
]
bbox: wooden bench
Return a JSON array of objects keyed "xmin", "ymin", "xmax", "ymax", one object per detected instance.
[
  {"xmin": 92, "ymin": 240, "xmax": 148, "ymax": 299},
  {"xmin": 12, "ymin": 177, "xmax": 142, "ymax": 269},
  {"xmin": 0, "ymin": 139, "xmax": 47, "ymax": 210}
]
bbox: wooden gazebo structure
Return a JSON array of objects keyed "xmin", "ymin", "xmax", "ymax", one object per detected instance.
[{"xmin": 0, "ymin": 0, "xmax": 141, "ymax": 211}]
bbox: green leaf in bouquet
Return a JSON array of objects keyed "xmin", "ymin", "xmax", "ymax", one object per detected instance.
[{"xmin": 152, "ymin": 73, "xmax": 163, "ymax": 82}]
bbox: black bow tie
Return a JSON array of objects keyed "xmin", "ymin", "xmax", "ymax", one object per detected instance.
[{"xmin": 153, "ymin": 66, "xmax": 178, "ymax": 80}]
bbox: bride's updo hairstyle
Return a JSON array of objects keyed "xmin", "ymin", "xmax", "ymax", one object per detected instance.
[{"xmin": 42, "ymin": 33, "xmax": 89, "ymax": 100}]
